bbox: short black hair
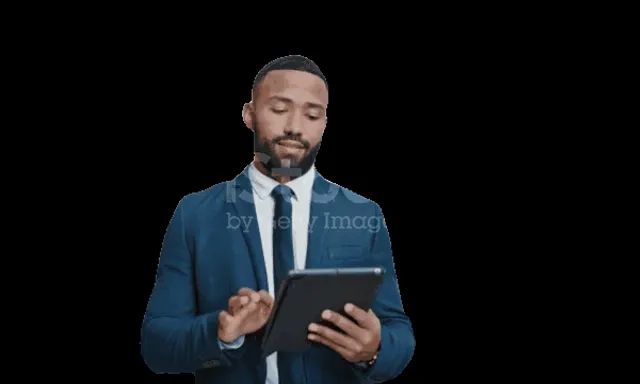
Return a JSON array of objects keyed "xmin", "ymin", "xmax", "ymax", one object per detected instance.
[{"xmin": 253, "ymin": 55, "xmax": 328, "ymax": 92}]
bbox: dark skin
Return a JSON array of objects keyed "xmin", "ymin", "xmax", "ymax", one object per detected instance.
[
  {"xmin": 307, "ymin": 303, "xmax": 382, "ymax": 363},
  {"xmin": 218, "ymin": 288, "xmax": 274, "ymax": 344},
  {"xmin": 219, "ymin": 69, "xmax": 381, "ymax": 363},
  {"xmin": 224, "ymin": 289, "xmax": 381, "ymax": 364},
  {"xmin": 243, "ymin": 69, "xmax": 327, "ymax": 183}
]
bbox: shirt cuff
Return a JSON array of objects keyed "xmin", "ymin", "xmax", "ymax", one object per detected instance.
[{"xmin": 218, "ymin": 335, "xmax": 245, "ymax": 350}]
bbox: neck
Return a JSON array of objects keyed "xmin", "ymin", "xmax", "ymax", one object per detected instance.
[{"xmin": 253, "ymin": 156, "xmax": 293, "ymax": 184}]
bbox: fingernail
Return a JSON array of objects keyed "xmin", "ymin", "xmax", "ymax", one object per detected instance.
[
  {"xmin": 345, "ymin": 303, "xmax": 353, "ymax": 312},
  {"xmin": 308, "ymin": 323, "xmax": 318, "ymax": 331},
  {"xmin": 322, "ymin": 310, "xmax": 331, "ymax": 320}
]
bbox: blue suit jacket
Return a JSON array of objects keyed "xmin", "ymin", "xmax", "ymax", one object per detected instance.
[{"xmin": 141, "ymin": 167, "xmax": 415, "ymax": 383}]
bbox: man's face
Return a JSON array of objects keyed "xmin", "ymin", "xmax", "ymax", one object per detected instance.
[{"xmin": 244, "ymin": 69, "xmax": 328, "ymax": 176}]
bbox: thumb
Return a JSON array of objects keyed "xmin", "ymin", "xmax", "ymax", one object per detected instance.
[
  {"xmin": 218, "ymin": 310, "xmax": 239, "ymax": 343},
  {"xmin": 218, "ymin": 310, "xmax": 233, "ymax": 327}
]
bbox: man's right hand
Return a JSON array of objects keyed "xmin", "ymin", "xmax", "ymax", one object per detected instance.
[{"xmin": 218, "ymin": 288, "xmax": 274, "ymax": 343}]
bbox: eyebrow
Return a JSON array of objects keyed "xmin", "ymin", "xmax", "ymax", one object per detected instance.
[{"xmin": 268, "ymin": 95, "xmax": 325, "ymax": 110}]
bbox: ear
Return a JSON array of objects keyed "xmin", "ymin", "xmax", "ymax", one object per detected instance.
[{"xmin": 242, "ymin": 102, "xmax": 254, "ymax": 131}]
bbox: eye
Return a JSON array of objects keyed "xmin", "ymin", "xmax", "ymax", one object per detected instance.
[
  {"xmin": 307, "ymin": 115, "xmax": 319, "ymax": 121},
  {"xmin": 271, "ymin": 108, "xmax": 287, "ymax": 114}
]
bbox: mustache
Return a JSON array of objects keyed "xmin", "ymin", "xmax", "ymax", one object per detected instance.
[{"xmin": 272, "ymin": 135, "xmax": 310, "ymax": 149}]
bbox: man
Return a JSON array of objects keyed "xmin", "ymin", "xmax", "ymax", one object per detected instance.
[{"xmin": 141, "ymin": 55, "xmax": 415, "ymax": 383}]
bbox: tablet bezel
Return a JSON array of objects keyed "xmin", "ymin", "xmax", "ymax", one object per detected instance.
[{"xmin": 261, "ymin": 267, "xmax": 385, "ymax": 356}]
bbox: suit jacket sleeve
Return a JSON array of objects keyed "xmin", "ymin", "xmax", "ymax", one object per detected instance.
[
  {"xmin": 355, "ymin": 204, "xmax": 415, "ymax": 382},
  {"xmin": 141, "ymin": 196, "xmax": 245, "ymax": 373}
]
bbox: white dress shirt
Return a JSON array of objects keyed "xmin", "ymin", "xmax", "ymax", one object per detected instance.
[{"xmin": 220, "ymin": 163, "xmax": 316, "ymax": 384}]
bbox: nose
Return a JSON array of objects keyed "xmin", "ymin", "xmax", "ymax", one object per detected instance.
[{"xmin": 284, "ymin": 109, "xmax": 304, "ymax": 135}]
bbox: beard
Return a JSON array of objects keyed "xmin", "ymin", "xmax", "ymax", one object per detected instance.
[{"xmin": 253, "ymin": 123, "xmax": 321, "ymax": 179}]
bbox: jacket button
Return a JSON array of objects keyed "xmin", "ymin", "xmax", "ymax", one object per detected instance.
[{"xmin": 203, "ymin": 360, "xmax": 219, "ymax": 368}]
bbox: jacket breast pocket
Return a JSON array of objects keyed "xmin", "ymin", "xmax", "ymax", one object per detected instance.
[{"xmin": 325, "ymin": 245, "xmax": 368, "ymax": 266}]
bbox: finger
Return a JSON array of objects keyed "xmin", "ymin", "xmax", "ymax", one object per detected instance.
[
  {"xmin": 237, "ymin": 287, "xmax": 261, "ymax": 303},
  {"xmin": 321, "ymin": 309, "xmax": 367, "ymax": 341},
  {"xmin": 344, "ymin": 303, "xmax": 376, "ymax": 330},
  {"xmin": 307, "ymin": 333, "xmax": 355, "ymax": 361},
  {"xmin": 257, "ymin": 290, "xmax": 274, "ymax": 308},
  {"xmin": 229, "ymin": 295, "xmax": 249, "ymax": 314},
  {"xmin": 308, "ymin": 322, "xmax": 362, "ymax": 352},
  {"xmin": 218, "ymin": 310, "xmax": 233, "ymax": 326},
  {"xmin": 234, "ymin": 301, "xmax": 258, "ymax": 322},
  {"xmin": 228, "ymin": 296, "xmax": 240, "ymax": 313}
]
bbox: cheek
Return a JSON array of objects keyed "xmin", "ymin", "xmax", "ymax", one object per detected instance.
[
  {"xmin": 256, "ymin": 113, "xmax": 287, "ymax": 135},
  {"xmin": 306, "ymin": 122, "xmax": 326, "ymax": 142}
]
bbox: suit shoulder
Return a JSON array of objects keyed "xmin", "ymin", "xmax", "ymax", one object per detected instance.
[
  {"xmin": 177, "ymin": 181, "xmax": 230, "ymax": 214},
  {"xmin": 326, "ymin": 180, "xmax": 381, "ymax": 211}
]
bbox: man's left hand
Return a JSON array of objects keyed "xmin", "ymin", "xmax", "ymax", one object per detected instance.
[{"xmin": 307, "ymin": 303, "xmax": 381, "ymax": 364}]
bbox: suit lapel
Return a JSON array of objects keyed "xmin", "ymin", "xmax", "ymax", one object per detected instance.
[
  {"xmin": 229, "ymin": 166, "xmax": 269, "ymax": 291},
  {"xmin": 228, "ymin": 167, "xmax": 335, "ymax": 289},
  {"xmin": 305, "ymin": 172, "xmax": 333, "ymax": 268}
]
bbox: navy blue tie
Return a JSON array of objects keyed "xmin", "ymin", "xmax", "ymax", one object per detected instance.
[
  {"xmin": 272, "ymin": 185, "xmax": 295, "ymax": 294},
  {"xmin": 271, "ymin": 185, "xmax": 301, "ymax": 384}
]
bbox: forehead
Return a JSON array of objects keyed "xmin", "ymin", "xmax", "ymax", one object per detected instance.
[{"xmin": 257, "ymin": 69, "xmax": 328, "ymax": 106}]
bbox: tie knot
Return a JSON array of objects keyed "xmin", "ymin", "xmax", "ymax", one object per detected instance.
[{"xmin": 272, "ymin": 185, "xmax": 294, "ymax": 202}]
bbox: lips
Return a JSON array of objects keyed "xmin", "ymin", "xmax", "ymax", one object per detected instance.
[{"xmin": 277, "ymin": 140, "xmax": 304, "ymax": 149}]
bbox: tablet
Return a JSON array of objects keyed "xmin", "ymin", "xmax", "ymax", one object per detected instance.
[{"xmin": 261, "ymin": 267, "xmax": 385, "ymax": 357}]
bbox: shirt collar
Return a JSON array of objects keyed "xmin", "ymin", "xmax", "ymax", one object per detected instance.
[{"xmin": 248, "ymin": 162, "xmax": 315, "ymax": 202}]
